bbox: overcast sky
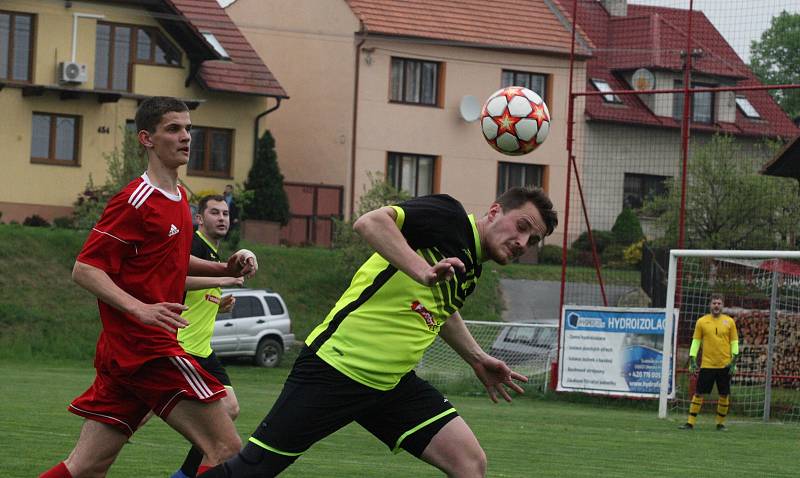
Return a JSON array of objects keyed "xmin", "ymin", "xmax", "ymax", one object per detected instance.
[{"xmin": 630, "ymin": 0, "xmax": 800, "ymax": 62}]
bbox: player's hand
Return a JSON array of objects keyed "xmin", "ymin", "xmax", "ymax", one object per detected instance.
[
  {"xmin": 688, "ymin": 357, "xmax": 698, "ymax": 374},
  {"xmin": 133, "ymin": 302, "xmax": 188, "ymax": 333},
  {"xmin": 218, "ymin": 295, "xmax": 236, "ymax": 314},
  {"xmin": 419, "ymin": 257, "xmax": 466, "ymax": 286},
  {"xmin": 728, "ymin": 362, "xmax": 737, "ymax": 376},
  {"xmin": 219, "ymin": 276, "xmax": 245, "ymax": 288},
  {"xmin": 227, "ymin": 249, "xmax": 258, "ymax": 278},
  {"xmin": 471, "ymin": 355, "xmax": 528, "ymax": 403}
]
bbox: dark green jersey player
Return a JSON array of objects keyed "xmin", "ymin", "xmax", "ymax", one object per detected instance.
[{"xmin": 201, "ymin": 187, "xmax": 558, "ymax": 478}]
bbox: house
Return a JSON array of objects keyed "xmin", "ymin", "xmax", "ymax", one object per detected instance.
[
  {"xmin": 224, "ymin": 0, "xmax": 591, "ymax": 246},
  {"xmin": 573, "ymin": 0, "xmax": 799, "ymax": 234},
  {"xmin": 0, "ymin": 0, "xmax": 286, "ymax": 223}
]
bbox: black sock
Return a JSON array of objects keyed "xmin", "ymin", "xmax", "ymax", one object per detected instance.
[{"xmin": 180, "ymin": 445, "xmax": 205, "ymax": 477}]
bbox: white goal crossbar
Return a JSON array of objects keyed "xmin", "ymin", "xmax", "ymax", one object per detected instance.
[{"xmin": 658, "ymin": 249, "xmax": 800, "ymax": 419}]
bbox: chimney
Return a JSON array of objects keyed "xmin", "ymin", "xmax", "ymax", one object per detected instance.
[{"xmin": 603, "ymin": 0, "xmax": 627, "ymax": 17}]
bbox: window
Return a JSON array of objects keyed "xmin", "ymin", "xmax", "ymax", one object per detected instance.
[
  {"xmin": 189, "ymin": 126, "xmax": 233, "ymax": 177},
  {"xmin": 96, "ymin": 22, "xmax": 181, "ymax": 91},
  {"xmin": 202, "ymin": 32, "xmax": 229, "ymax": 59},
  {"xmin": 735, "ymin": 96, "xmax": 760, "ymax": 119},
  {"xmin": 390, "ymin": 57, "xmax": 440, "ymax": 106},
  {"xmin": 387, "ymin": 152, "xmax": 436, "ymax": 197},
  {"xmin": 264, "ymin": 296, "xmax": 284, "ymax": 315},
  {"xmin": 0, "ymin": 11, "xmax": 34, "ymax": 82},
  {"xmin": 231, "ymin": 296, "xmax": 264, "ymax": 319},
  {"xmin": 497, "ymin": 162, "xmax": 543, "ymax": 195},
  {"xmin": 30, "ymin": 113, "xmax": 80, "ymax": 166},
  {"xmin": 623, "ymin": 173, "xmax": 667, "ymax": 209},
  {"xmin": 673, "ymin": 81, "xmax": 714, "ymax": 124},
  {"xmin": 501, "ymin": 70, "xmax": 546, "ymax": 99},
  {"xmin": 591, "ymin": 79, "xmax": 621, "ymax": 103}
]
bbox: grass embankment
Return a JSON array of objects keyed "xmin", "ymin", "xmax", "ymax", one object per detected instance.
[{"xmin": 0, "ymin": 224, "xmax": 636, "ymax": 361}]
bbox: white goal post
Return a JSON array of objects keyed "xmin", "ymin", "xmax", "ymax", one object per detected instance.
[{"xmin": 658, "ymin": 249, "xmax": 800, "ymax": 420}]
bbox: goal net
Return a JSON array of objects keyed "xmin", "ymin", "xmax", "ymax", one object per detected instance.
[
  {"xmin": 416, "ymin": 320, "xmax": 558, "ymax": 396},
  {"xmin": 659, "ymin": 250, "xmax": 800, "ymax": 423}
]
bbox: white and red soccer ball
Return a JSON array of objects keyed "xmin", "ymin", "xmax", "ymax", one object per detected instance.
[{"xmin": 480, "ymin": 86, "xmax": 550, "ymax": 156}]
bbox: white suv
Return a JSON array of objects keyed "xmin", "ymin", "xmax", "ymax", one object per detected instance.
[{"xmin": 211, "ymin": 288, "xmax": 295, "ymax": 367}]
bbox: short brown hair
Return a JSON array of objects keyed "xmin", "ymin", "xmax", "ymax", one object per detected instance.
[
  {"xmin": 710, "ymin": 293, "xmax": 724, "ymax": 303},
  {"xmin": 198, "ymin": 195, "xmax": 227, "ymax": 215},
  {"xmin": 135, "ymin": 96, "xmax": 189, "ymax": 133},
  {"xmin": 495, "ymin": 187, "xmax": 558, "ymax": 236}
]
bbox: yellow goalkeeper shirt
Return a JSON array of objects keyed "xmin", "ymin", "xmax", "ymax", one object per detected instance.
[{"xmin": 692, "ymin": 313, "xmax": 738, "ymax": 368}]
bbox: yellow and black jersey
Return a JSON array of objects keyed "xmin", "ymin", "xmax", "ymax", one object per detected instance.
[
  {"xmin": 306, "ymin": 194, "xmax": 483, "ymax": 390},
  {"xmin": 693, "ymin": 314, "xmax": 738, "ymax": 368},
  {"xmin": 177, "ymin": 230, "xmax": 222, "ymax": 358}
]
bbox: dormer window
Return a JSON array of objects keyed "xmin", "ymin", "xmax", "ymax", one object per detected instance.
[
  {"xmin": 735, "ymin": 96, "xmax": 760, "ymax": 119},
  {"xmin": 673, "ymin": 81, "xmax": 714, "ymax": 124},
  {"xmin": 591, "ymin": 79, "xmax": 622, "ymax": 103}
]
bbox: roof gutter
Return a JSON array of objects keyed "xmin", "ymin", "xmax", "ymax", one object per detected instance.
[
  {"xmin": 349, "ymin": 29, "xmax": 367, "ymax": 219},
  {"xmin": 254, "ymin": 97, "xmax": 282, "ymax": 165}
]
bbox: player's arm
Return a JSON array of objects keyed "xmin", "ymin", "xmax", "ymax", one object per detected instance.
[
  {"xmin": 72, "ymin": 260, "xmax": 188, "ymax": 333},
  {"xmin": 185, "ymin": 275, "xmax": 244, "ymax": 291},
  {"xmin": 353, "ymin": 206, "xmax": 465, "ymax": 286},
  {"xmin": 189, "ymin": 250, "xmax": 258, "ymax": 279},
  {"xmin": 729, "ymin": 321, "xmax": 740, "ymax": 375},
  {"xmin": 439, "ymin": 311, "xmax": 528, "ymax": 403},
  {"xmin": 688, "ymin": 339, "xmax": 701, "ymax": 373}
]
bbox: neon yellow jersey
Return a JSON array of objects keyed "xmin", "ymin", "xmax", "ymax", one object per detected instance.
[
  {"xmin": 306, "ymin": 195, "xmax": 483, "ymax": 390},
  {"xmin": 692, "ymin": 314, "xmax": 738, "ymax": 368},
  {"xmin": 177, "ymin": 231, "xmax": 221, "ymax": 358}
]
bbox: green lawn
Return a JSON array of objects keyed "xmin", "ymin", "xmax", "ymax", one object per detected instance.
[{"xmin": 3, "ymin": 360, "xmax": 796, "ymax": 477}]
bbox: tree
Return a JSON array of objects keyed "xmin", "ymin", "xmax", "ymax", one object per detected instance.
[
  {"xmin": 243, "ymin": 131, "xmax": 290, "ymax": 225},
  {"xmin": 642, "ymin": 134, "xmax": 800, "ymax": 250},
  {"xmin": 750, "ymin": 11, "xmax": 800, "ymax": 120},
  {"xmin": 611, "ymin": 208, "xmax": 644, "ymax": 245}
]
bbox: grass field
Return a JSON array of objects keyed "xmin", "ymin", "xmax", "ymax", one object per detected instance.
[{"xmin": 3, "ymin": 360, "xmax": 797, "ymax": 478}]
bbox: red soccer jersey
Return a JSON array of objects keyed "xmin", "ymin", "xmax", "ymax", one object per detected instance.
[{"xmin": 77, "ymin": 174, "xmax": 193, "ymax": 372}]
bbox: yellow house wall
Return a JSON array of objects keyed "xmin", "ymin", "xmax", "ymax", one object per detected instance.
[{"xmin": 0, "ymin": 0, "xmax": 267, "ymax": 221}]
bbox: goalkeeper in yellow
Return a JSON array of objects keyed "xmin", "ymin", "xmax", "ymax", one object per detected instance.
[{"xmin": 679, "ymin": 293, "xmax": 739, "ymax": 431}]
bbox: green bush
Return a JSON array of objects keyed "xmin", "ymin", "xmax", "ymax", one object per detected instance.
[
  {"xmin": 571, "ymin": 230, "xmax": 615, "ymax": 253},
  {"xmin": 602, "ymin": 243, "xmax": 627, "ymax": 268},
  {"xmin": 243, "ymin": 131, "xmax": 290, "ymax": 225},
  {"xmin": 611, "ymin": 208, "xmax": 644, "ymax": 245},
  {"xmin": 52, "ymin": 216, "xmax": 74, "ymax": 229},
  {"xmin": 538, "ymin": 244, "xmax": 563, "ymax": 265},
  {"xmin": 23, "ymin": 215, "xmax": 50, "ymax": 227}
]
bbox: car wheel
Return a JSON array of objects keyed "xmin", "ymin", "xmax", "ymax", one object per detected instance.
[{"xmin": 254, "ymin": 338, "xmax": 282, "ymax": 368}]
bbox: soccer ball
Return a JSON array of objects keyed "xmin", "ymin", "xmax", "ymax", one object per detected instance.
[{"xmin": 480, "ymin": 86, "xmax": 550, "ymax": 156}]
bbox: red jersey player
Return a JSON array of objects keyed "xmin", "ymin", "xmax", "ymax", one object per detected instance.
[{"xmin": 40, "ymin": 97, "xmax": 257, "ymax": 478}]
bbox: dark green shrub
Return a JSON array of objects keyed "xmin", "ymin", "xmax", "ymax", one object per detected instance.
[
  {"xmin": 243, "ymin": 131, "xmax": 290, "ymax": 225},
  {"xmin": 23, "ymin": 215, "xmax": 50, "ymax": 227},
  {"xmin": 538, "ymin": 245, "xmax": 563, "ymax": 265},
  {"xmin": 53, "ymin": 216, "xmax": 74, "ymax": 229},
  {"xmin": 571, "ymin": 230, "xmax": 615, "ymax": 253},
  {"xmin": 602, "ymin": 243, "xmax": 627, "ymax": 268},
  {"xmin": 611, "ymin": 208, "xmax": 644, "ymax": 245}
]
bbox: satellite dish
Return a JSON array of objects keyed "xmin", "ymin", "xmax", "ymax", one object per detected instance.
[
  {"xmin": 631, "ymin": 68, "xmax": 655, "ymax": 91},
  {"xmin": 459, "ymin": 95, "xmax": 481, "ymax": 122}
]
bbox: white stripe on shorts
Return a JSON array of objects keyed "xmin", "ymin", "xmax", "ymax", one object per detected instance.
[{"xmin": 169, "ymin": 356, "xmax": 213, "ymax": 399}]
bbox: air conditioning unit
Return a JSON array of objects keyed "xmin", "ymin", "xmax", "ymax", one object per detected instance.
[{"xmin": 59, "ymin": 61, "xmax": 88, "ymax": 84}]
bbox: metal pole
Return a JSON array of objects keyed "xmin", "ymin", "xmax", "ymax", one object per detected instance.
[
  {"xmin": 763, "ymin": 267, "xmax": 779, "ymax": 422},
  {"xmin": 658, "ymin": 251, "xmax": 678, "ymax": 418}
]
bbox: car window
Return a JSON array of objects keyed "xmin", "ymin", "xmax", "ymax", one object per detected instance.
[
  {"xmin": 232, "ymin": 296, "xmax": 265, "ymax": 319},
  {"xmin": 264, "ymin": 296, "xmax": 285, "ymax": 315}
]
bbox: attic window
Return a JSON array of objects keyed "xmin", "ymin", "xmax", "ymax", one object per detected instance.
[
  {"xmin": 202, "ymin": 32, "xmax": 229, "ymax": 59},
  {"xmin": 735, "ymin": 96, "xmax": 760, "ymax": 119},
  {"xmin": 591, "ymin": 79, "xmax": 621, "ymax": 103}
]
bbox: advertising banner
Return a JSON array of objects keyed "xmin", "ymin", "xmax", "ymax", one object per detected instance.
[{"xmin": 557, "ymin": 306, "xmax": 677, "ymax": 398}]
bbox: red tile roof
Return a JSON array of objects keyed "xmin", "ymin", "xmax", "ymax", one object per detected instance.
[
  {"xmin": 574, "ymin": 1, "xmax": 798, "ymax": 139},
  {"xmin": 345, "ymin": 0, "xmax": 592, "ymax": 57},
  {"xmin": 166, "ymin": 0, "xmax": 287, "ymax": 97}
]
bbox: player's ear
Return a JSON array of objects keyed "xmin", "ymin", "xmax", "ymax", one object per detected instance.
[
  {"xmin": 487, "ymin": 203, "xmax": 501, "ymax": 222},
  {"xmin": 138, "ymin": 129, "xmax": 154, "ymax": 148}
]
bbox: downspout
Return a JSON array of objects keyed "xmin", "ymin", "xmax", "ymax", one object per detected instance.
[
  {"xmin": 254, "ymin": 97, "xmax": 282, "ymax": 162},
  {"xmin": 349, "ymin": 28, "xmax": 367, "ymax": 219}
]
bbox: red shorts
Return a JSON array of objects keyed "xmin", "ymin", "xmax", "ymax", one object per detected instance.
[{"xmin": 69, "ymin": 355, "xmax": 227, "ymax": 436}]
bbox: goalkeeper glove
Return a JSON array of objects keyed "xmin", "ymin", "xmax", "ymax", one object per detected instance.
[
  {"xmin": 728, "ymin": 355, "xmax": 738, "ymax": 376},
  {"xmin": 688, "ymin": 357, "xmax": 698, "ymax": 374}
]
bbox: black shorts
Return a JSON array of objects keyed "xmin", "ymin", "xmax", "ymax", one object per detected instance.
[
  {"xmin": 696, "ymin": 367, "xmax": 730, "ymax": 395},
  {"xmin": 190, "ymin": 352, "xmax": 232, "ymax": 387},
  {"xmin": 251, "ymin": 347, "xmax": 458, "ymax": 458}
]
